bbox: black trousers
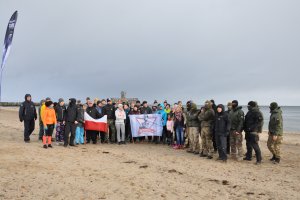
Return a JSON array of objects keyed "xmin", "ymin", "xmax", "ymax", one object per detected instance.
[
  {"xmin": 64, "ymin": 122, "xmax": 76, "ymax": 146},
  {"xmin": 24, "ymin": 119, "xmax": 35, "ymax": 141},
  {"xmin": 212, "ymin": 127, "xmax": 217, "ymax": 151},
  {"xmin": 216, "ymin": 135, "xmax": 227, "ymax": 160},
  {"xmin": 45, "ymin": 124, "xmax": 55, "ymax": 136},
  {"xmin": 226, "ymin": 134, "xmax": 230, "ymax": 154},
  {"xmin": 245, "ymin": 132, "xmax": 262, "ymax": 162},
  {"xmin": 86, "ymin": 130, "xmax": 98, "ymax": 144}
]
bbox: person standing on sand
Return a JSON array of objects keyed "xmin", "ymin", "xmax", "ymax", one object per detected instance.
[
  {"xmin": 38, "ymin": 99, "xmax": 45, "ymax": 140},
  {"xmin": 19, "ymin": 94, "xmax": 37, "ymax": 143},
  {"xmin": 75, "ymin": 103, "xmax": 85, "ymax": 145},
  {"xmin": 86, "ymin": 100, "xmax": 102, "ymax": 144},
  {"xmin": 64, "ymin": 98, "xmax": 79, "ymax": 147},
  {"xmin": 174, "ymin": 106, "xmax": 185, "ymax": 149},
  {"xmin": 42, "ymin": 101, "xmax": 57, "ymax": 149},
  {"xmin": 184, "ymin": 101, "xmax": 192, "ymax": 149},
  {"xmin": 243, "ymin": 101, "xmax": 264, "ymax": 165},
  {"xmin": 229, "ymin": 100, "xmax": 244, "ymax": 161},
  {"xmin": 215, "ymin": 104, "xmax": 231, "ymax": 162},
  {"xmin": 55, "ymin": 98, "xmax": 66, "ymax": 143},
  {"xmin": 198, "ymin": 101, "xmax": 215, "ymax": 159},
  {"xmin": 115, "ymin": 104, "xmax": 126, "ymax": 145},
  {"xmin": 225, "ymin": 102, "xmax": 232, "ymax": 154},
  {"xmin": 102, "ymin": 99, "xmax": 116, "ymax": 144},
  {"xmin": 186, "ymin": 103, "xmax": 200, "ymax": 154},
  {"xmin": 267, "ymin": 102, "xmax": 283, "ymax": 164}
]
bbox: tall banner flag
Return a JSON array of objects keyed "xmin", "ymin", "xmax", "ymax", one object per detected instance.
[
  {"xmin": 0, "ymin": 11, "xmax": 18, "ymax": 102},
  {"xmin": 84, "ymin": 112, "xmax": 108, "ymax": 132},
  {"xmin": 129, "ymin": 114, "xmax": 163, "ymax": 137}
]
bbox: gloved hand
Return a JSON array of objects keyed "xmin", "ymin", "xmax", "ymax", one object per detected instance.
[{"xmin": 44, "ymin": 125, "xmax": 48, "ymax": 131}]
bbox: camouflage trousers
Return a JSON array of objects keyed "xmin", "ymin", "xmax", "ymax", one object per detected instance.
[
  {"xmin": 267, "ymin": 135, "xmax": 283, "ymax": 158},
  {"xmin": 230, "ymin": 130, "xmax": 243, "ymax": 158},
  {"xmin": 107, "ymin": 119, "xmax": 116, "ymax": 143},
  {"xmin": 200, "ymin": 126, "xmax": 214, "ymax": 156},
  {"xmin": 187, "ymin": 127, "xmax": 200, "ymax": 153},
  {"xmin": 184, "ymin": 127, "xmax": 190, "ymax": 148}
]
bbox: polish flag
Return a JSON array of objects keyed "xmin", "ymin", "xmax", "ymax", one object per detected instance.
[{"xmin": 84, "ymin": 112, "xmax": 107, "ymax": 132}]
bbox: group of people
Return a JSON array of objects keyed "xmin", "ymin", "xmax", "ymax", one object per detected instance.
[{"xmin": 19, "ymin": 94, "xmax": 283, "ymax": 164}]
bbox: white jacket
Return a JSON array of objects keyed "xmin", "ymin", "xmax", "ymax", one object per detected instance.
[{"xmin": 115, "ymin": 109, "xmax": 126, "ymax": 124}]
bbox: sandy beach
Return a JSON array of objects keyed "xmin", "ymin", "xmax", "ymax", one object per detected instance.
[{"xmin": 0, "ymin": 107, "xmax": 299, "ymax": 200}]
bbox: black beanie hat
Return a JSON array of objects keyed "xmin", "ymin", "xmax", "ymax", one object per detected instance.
[
  {"xmin": 232, "ymin": 100, "xmax": 238, "ymax": 105},
  {"xmin": 248, "ymin": 101, "xmax": 256, "ymax": 108}
]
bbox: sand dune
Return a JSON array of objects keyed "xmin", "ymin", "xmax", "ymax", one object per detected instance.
[{"xmin": 0, "ymin": 107, "xmax": 299, "ymax": 200}]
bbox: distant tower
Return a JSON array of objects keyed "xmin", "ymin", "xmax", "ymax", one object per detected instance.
[{"xmin": 121, "ymin": 91, "xmax": 126, "ymax": 99}]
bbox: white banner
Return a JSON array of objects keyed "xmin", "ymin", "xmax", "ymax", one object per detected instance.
[{"xmin": 129, "ymin": 114, "xmax": 163, "ymax": 137}]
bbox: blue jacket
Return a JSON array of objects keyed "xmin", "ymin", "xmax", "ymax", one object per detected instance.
[{"xmin": 156, "ymin": 105, "xmax": 167, "ymax": 126}]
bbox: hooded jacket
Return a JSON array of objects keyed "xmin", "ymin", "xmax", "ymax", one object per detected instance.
[
  {"xmin": 42, "ymin": 107, "xmax": 57, "ymax": 126},
  {"xmin": 55, "ymin": 104, "xmax": 66, "ymax": 122},
  {"xmin": 65, "ymin": 98, "xmax": 79, "ymax": 123},
  {"xmin": 244, "ymin": 106, "xmax": 264, "ymax": 133},
  {"xmin": 156, "ymin": 104, "xmax": 167, "ymax": 126},
  {"xmin": 268, "ymin": 107, "xmax": 283, "ymax": 136},
  {"xmin": 215, "ymin": 105, "xmax": 230, "ymax": 136},
  {"xmin": 19, "ymin": 94, "xmax": 37, "ymax": 121},
  {"xmin": 198, "ymin": 101, "xmax": 215, "ymax": 128},
  {"xmin": 186, "ymin": 103, "xmax": 200, "ymax": 127},
  {"xmin": 229, "ymin": 106, "xmax": 244, "ymax": 132}
]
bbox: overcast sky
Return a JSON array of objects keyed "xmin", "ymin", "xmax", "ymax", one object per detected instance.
[{"xmin": 0, "ymin": 0, "xmax": 299, "ymax": 105}]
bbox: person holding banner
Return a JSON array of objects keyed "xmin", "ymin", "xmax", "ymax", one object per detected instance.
[
  {"xmin": 86, "ymin": 100, "xmax": 102, "ymax": 144},
  {"xmin": 115, "ymin": 104, "xmax": 127, "ymax": 145},
  {"xmin": 155, "ymin": 104, "xmax": 167, "ymax": 144}
]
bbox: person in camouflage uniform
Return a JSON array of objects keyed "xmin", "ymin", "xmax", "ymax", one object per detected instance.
[
  {"xmin": 186, "ymin": 103, "xmax": 200, "ymax": 154},
  {"xmin": 267, "ymin": 102, "xmax": 283, "ymax": 164},
  {"xmin": 198, "ymin": 100, "xmax": 215, "ymax": 159},
  {"xmin": 229, "ymin": 100, "xmax": 244, "ymax": 161},
  {"xmin": 184, "ymin": 101, "xmax": 192, "ymax": 148},
  {"xmin": 225, "ymin": 102, "xmax": 232, "ymax": 154}
]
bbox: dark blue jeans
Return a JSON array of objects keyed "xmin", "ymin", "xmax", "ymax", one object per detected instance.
[{"xmin": 176, "ymin": 126, "xmax": 184, "ymax": 145}]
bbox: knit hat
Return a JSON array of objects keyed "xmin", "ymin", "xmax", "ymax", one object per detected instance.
[
  {"xmin": 107, "ymin": 98, "xmax": 111, "ymax": 102},
  {"xmin": 58, "ymin": 98, "xmax": 64, "ymax": 103},
  {"xmin": 45, "ymin": 97, "xmax": 51, "ymax": 101},
  {"xmin": 232, "ymin": 100, "xmax": 238, "ymax": 105},
  {"xmin": 270, "ymin": 102, "xmax": 278, "ymax": 110},
  {"xmin": 227, "ymin": 102, "xmax": 232, "ymax": 107}
]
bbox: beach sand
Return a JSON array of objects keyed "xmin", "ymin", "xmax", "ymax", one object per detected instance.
[{"xmin": 0, "ymin": 107, "xmax": 299, "ymax": 200}]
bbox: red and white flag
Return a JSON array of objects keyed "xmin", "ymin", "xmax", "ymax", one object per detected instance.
[{"xmin": 84, "ymin": 112, "xmax": 107, "ymax": 132}]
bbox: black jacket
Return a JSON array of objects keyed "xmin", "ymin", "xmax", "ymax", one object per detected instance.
[
  {"xmin": 86, "ymin": 106, "xmax": 102, "ymax": 119},
  {"xmin": 55, "ymin": 105, "xmax": 66, "ymax": 122},
  {"xmin": 215, "ymin": 106, "xmax": 230, "ymax": 136},
  {"xmin": 140, "ymin": 106, "xmax": 152, "ymax": 114},
  {"xmin": 244, "ymin": 107, "xmax": 264, "ymax": 133},
  {"xmin": 65, "ymin": 98, "xmax": 79, "ymax": 123},
  {"xmin": 102, "ymin": 104, "xmax": 116, "ymax": 120},
  {"xmin": 19, "ymin": 94, "xmax": 37, "ymax": 121},
  {"xmin": 77, "ymin": 106, "xmax": 85, "ymax": 126}
]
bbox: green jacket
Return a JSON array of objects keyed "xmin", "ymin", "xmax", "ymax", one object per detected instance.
[
  {"xmin": 198, "ymin": 108, "xmax": 215, "ymax": 127},
  {"xmin": 229, "ymin": 106, "xmax": 244, "ymax": 132},
  {"xmin": 186, "ymin": 104, "xmax": 200, "ymax": 127},
  {"xmin": 268, "ymin": 108, "xmax": 283, "ymax": 136}
]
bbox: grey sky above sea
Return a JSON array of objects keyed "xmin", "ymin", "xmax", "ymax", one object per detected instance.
[{"xmin": 0, "ymin": 0, "xmax": 299, "ymax": 105}]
